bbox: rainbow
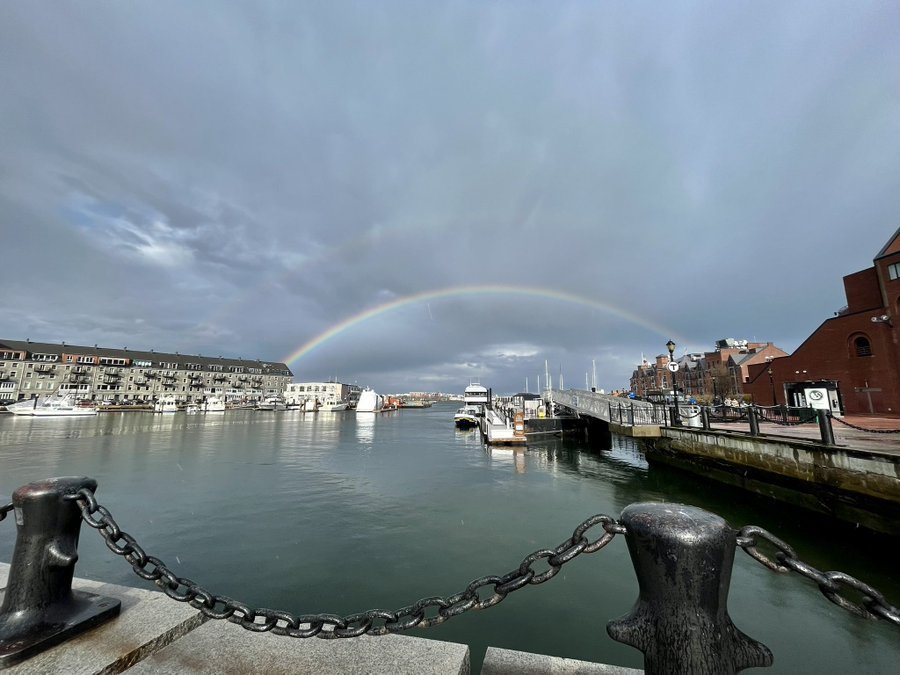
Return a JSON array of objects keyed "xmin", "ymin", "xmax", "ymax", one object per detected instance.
[{"xmin": 282, "ymin": 284, "xmax": 682, "ymax": 368}]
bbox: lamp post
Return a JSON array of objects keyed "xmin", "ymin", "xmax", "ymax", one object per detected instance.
[
  {"xmin": 666, "ymin": 339, "xmax": 681, "ymax": 425},
  {"xmin": 768, "ymin": 367, "xmax": 776, "ymax": 405}
]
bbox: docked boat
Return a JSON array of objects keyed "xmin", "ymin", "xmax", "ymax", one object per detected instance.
[
  {"xmin": 185, "ymin": 404, "xmax": 200, "ymax": 415},
  {"xmin": 454, "ymin": 383, "xmax": 489, "ymax": 427},
  {"xmin": 202, "ymin": 396, "xmax": 226, "ymax": 413},
  {"xmin": 6, "ymin": 395, "xmax": 98, "ymax": 417},
  {"xmin": 356, "ymin": 388, "xmax": 384, "ymax": 413},
  {"xmin": 453, "ymin": 404, "xmax": 481, "ymax": 428},
  {"xmin": 257, "ymin": 396, "xmax": 287, "ymax": 411},
  {"xmin": 318, "ymin": 396, "xmax": 349, "ymax": 412},
  {"xmin": 401, "ymin": 399, "xmax": 433, "ymax": 408},
  {"xmin": 153, "ymin": 395, "xmax": 179, "ymax": 414}
]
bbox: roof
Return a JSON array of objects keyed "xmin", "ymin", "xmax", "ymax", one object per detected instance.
[
  {"xmin": 0, "ymin": 338, "xmax": 292, "ymax": 376},
  {"xmin": 875, "ymin": 226, "xmax": 900, "ymax": 260}
]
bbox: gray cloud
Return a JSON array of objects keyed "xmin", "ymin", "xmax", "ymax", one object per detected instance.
[{"xmin": 2, "ymin": 1, "xmax": 899, "ymax": 393}]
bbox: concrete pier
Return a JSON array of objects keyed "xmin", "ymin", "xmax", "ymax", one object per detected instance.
[
  {"xmin": 0, "ymin": 563, "xmax": 470, "ymax": 674},
  {"xmin": 2, "ymin": 563, "xmax": 640, "ymax": 674}
]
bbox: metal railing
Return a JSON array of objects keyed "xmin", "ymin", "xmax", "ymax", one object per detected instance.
[{"xmin": 1, "ymin": 477, "xmax": 897, "ymax": 673}]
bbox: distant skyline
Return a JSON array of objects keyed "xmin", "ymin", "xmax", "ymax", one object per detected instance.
[{"xmin": 3, "ymin": 2, "xmax": 899, "ymax": 394}]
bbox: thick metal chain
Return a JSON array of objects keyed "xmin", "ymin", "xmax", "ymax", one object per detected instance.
[
  {"xmin": 65, "ymin": 488, "xmax": 624, "ymax": 638},
  {"xmin": 0, "ymin": 501, "xmax": 12, "ymax": 523},
  {"xmin": 737, "ymin": 525, "xmax": 900, "ymax": 627},
  {"xmin": 831, "ymin": 416, "xmax": 900, "ymax": 434}
]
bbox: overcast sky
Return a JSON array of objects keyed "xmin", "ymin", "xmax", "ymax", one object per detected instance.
[{"xmin": 2, "ymin": 1, "xmax": 899, "ymax": 394}]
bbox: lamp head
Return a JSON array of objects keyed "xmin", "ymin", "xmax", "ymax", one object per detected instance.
[{"xmin": 666, "ymin": 339, "xmax": 676, "ymax": 356}]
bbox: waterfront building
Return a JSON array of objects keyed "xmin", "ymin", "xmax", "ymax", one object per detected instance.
[
  {"xmin": 284, "ymin": 381, "xmax": 355, "ymax": 409},
  {"xmin": 744, "ymin": 228, "xmax": 900, "ymax": 415},
  {"xmin": 629, "ymin": 339, "xmax": 787, "ymax": 402},
  {"xmin": 0, "ymin": 339, "xmax": 292, "ymax": 405}
]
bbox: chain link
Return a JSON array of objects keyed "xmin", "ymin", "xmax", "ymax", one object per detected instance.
[
  {"xmin": 830, "ymin": 416, "xmax": 900, "ymax": 434},
  {"xmin": 65, "ymin": 489, "xmax": 624, "ymax": 638},
  {"xmin": 737, "ymin": 525, "xmax": 900, "ymax": 627},
  {"xmin": 0, "ymin": 501, "xmax": 13, "ymax": 523}
]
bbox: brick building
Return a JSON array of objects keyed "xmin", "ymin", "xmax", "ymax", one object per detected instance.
[
  {"xmin": 744, "ymin": 229, "xmax": 900, "ymax": 415},
  {"xmin": 630, "ymin": 339, "xmax": 786, "ymax": 403}
]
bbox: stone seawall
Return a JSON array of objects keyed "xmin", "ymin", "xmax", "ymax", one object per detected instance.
[{"xmin": 641, "ymin": 428, "xmax": 900, "ymax": 536}]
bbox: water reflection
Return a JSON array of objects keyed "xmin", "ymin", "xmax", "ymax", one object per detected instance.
[
  {"xmin": 1, "ymin": 406, "xmax": 898, "ymax": 675},
  {"xmin": 355, "ymin": 413, "xmax": 375, "ymax": 444}
]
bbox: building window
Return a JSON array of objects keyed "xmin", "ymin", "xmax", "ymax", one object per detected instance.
[
  {"xmin": 888, "ymin": 263, "xmax": 900, "ymax": 281},
  {"xmin": 854, "ymin": 336, "xmax": 872, "ymax": 357}
]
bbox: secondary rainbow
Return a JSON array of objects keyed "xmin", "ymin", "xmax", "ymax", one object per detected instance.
[{"xmin": 282, "ymin": 284, "xmax": 681, "ymax": 368}]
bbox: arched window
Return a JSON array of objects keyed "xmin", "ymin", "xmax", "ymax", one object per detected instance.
[{"xmin": 854, "ymin": 336, "xmax": 872, "ymax": 357}]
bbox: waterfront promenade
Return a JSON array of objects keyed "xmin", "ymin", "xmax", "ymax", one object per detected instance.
[{"xmin": 707, "ymin": 414, "xmax": 900, "ymax": 455}]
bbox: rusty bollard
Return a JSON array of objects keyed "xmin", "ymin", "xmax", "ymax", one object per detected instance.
[
  {"xmin": 0, "ymin": 477, "xmax": 121, "ymax": 668},
  {"xmin": 608, "ymin": 503, "xmax": 773, "ymax": 674}
]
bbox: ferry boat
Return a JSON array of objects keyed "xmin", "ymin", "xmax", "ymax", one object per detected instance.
[
  {"xmin": 6, "ymin": 394, "xmax": 98, "ymax": 417},
  {"xmin": 356, "ymin": 388, "xmax": 384, "ymax": 413}
]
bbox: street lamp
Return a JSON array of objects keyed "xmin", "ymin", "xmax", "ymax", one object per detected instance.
[
  {"xmin": 768, "ymin": 367, "xmax": 776, "ymax": 405},
  {"xmin": 666, "ymin": 340, "xmax": 680, "ymax": 425}
]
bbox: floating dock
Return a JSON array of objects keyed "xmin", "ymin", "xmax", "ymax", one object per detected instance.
[{"xmin": 478, "ymin": 408, "xmax": 527, "ymax": 446}]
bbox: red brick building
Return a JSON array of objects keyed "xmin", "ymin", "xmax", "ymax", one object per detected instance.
[{"xmin": 745, "ymin": 229, "xmax": 900, "ymax": 415}]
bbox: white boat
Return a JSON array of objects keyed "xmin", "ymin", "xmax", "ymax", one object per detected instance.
[
  {"xmin": 319, "ymin": 398, "xmax": 349, "ymax": 412},
  {"xmin": 154, "ymin": 395, "xmax": 179, "ymax": 414},
  {"xmin": 6, "ymin": 395, "xmax": 98, "ymax": 417},
  {"xmin": 185, "ymin": 405, "xmax": 200, "ymax": 415},
  {"xmin": 202, "ymin": 396, "xmax": 226, "ymax": 413},
  {"xmin": 453, "ymin": 383, "xmax": 488, "ymax": 427},
  {"xmin": 302, "ymin": 398, "xmax": 318, "ymax": 412},
  {"xmin": 453, "ymin": 404, "xmax": 481, "ymax": 428},
  {"xmin": 463, "ymin": 383, "xmax": 489, "ymax": 406},
  {"xmin": 257, "ymin": 396, "xmax": 286, "ymax": 411},
  {"xmin": 356, "ymin": 388, "xmax": 384, "ymax": 413}
]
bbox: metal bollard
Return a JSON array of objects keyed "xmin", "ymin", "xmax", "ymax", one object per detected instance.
[
  {"xmin": 701, "ymin": 406, "xmax": 710, "ymax": 430},
  {"xmin": 0, "ymin": 477, "xmax": 121, "ymax": 668},
  {"xmin": 748, "ymin": 406, "xmax": 760, "ymax": 436},
  {"xmin": 817, "ymin": 410, "xmax": 835, "ymax": 446},
  {"xmin": 608, "ymin": 503, "xmax": 773, "ymax": 674}
]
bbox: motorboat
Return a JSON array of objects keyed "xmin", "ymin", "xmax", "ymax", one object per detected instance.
[
  {"xmin": 6, "ymin": 395, "xmax": 98, "ymax": 417},
  {"xmin": 202, "ymin": 396, "xmax": 226, "ymax": 413},
  {"xmin": 185, "ymin": 404, "xmax": 200, "ymax": 415},
  {"xmin": 355, "ymin": 388, "xmax": 384, "ymax": 413},
  {"xmin": 318, "ymin": 396, "xmax": 348, "ymax": 412},
  {"xmin": 454, "ymin": 404, "xmax": 481, "ymax": 428},
  {"xmin": 153, "ymin": 395, "xmax": 179, "ymax": 413},
  {"xmin": 453, "ymin": 383, "xmax": 489, "ymax": 427},
  {"xmin": 257, "ymin": 396, "xmax": 286, "ymax": 411}
]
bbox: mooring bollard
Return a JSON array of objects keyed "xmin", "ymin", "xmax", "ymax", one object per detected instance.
[
  {"xmin": 0, "ymin": 477, "xmax": 121, "ymax": 668},
  {"xmin": 748, "ymin": 406, "xmax": 760, "ymax": 436},
  {"xmin": 817, "ymin": 409, "xmax": 835, "ymax": 446},
  {"xmin": 607, "ymin": 503, "xmax": 773, "ymax": 674}
]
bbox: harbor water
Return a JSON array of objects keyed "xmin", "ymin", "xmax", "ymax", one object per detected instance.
[{"xmin": 1, "ymin": 403, "xmax": 898, "ymax": 673}]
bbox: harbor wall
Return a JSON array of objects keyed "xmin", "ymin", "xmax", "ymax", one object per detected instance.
[{"xmin": 640, "ymin": 428, "xmax": 900, "ymax": 536}]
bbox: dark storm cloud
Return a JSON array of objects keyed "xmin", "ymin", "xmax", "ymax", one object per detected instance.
[{"xmin": 2, "ymin": 1, "xmax": 899, "ymax": 393}]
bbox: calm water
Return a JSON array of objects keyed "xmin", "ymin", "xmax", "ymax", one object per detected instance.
[{"xmin": 1, "ymin": 404, "xmax": 898, "ymax": 673}]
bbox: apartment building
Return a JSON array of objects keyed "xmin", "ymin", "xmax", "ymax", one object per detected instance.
[{"xmin": 0, "ymin": 339, "xmax": 293, "ymax": 404}]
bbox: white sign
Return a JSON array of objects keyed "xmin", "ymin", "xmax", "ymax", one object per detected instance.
[
  {"xmin": 804, "ymin": 388, "xmax": 829, "ymax": 410},
  {"xmin": 667, "ymin": 362, "xmax": 679, "ymax": 372}
]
